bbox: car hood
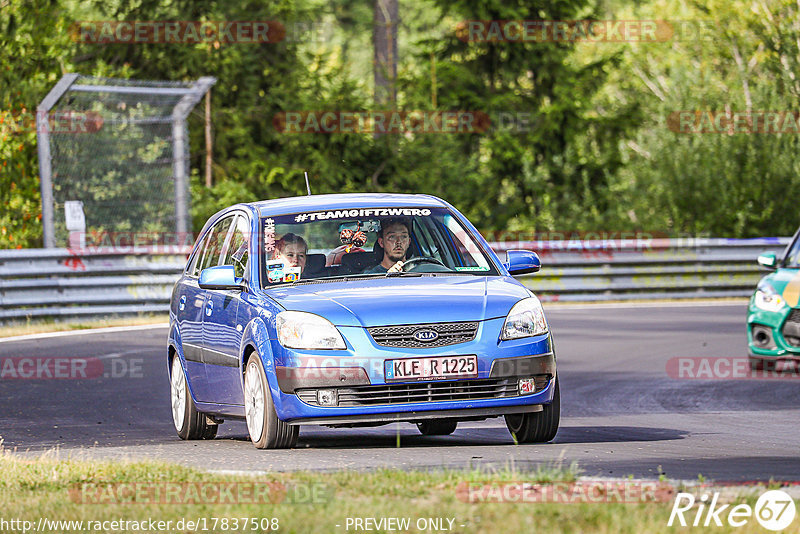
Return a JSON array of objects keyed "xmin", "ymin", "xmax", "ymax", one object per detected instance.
[
  {"xmin": 761, "ymin": 268, "xmax": 800, "ymax": 308},
  {"xmin": 265, "ymin": 275, "xmax": 531, "ymax": 327}
]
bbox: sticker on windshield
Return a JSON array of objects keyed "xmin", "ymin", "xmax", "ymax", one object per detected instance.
[
  {"xmin": 263, "ymin": 217, "xmax": 276, "ymax": 252},
  {"xmin": 455, "ymin": 266, "xmax": 490, "ymax": 272},
  {"xmin": 266, "ymin": 259, "xmax": 284, "ymax": 283},
  {"xmin": 294, "ymin": 208, "xmax": 431, "ymax": 223},
  {"xmin": 283, "ymin": 266, "xmax": 301, "ymax": 283}
]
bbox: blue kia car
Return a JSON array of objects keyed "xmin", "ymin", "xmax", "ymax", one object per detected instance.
[{"xmin": 168, "ymin": 193, "xmax": 558, "ymax": 448}]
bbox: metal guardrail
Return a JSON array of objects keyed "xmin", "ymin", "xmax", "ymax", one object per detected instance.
[
  {"xmin": 501, "ymin": 237, "xmax": 791, "ymax": 302},
  {"xmin": 0, "ymin": 237, "xmax": 791, "ymax": 321},
  {"xmin": 0, "ymin": 247, "xmax": 190, "ymax": 320}
]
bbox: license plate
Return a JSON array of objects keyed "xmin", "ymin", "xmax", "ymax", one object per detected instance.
[{"xmin": 384, "ymin": 355, "xmax": 478, "ymax": 381}]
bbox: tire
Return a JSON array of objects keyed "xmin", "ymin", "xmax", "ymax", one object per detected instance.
[
  {"xmin": 505, "ymin": 377, "xmax": 560, "ymax": 444},
  {"xmin": 170, "ymin": 356, "xmax": 216, "ymax": 440},
  {"xmin": 244, "ymin": 352, "xmax": 298, "ymax": 449},
  {"xmin": 750, "ymin": 357, "xmax": 776, "ymax": 372},
  {"xmin": 417, "ymin": 419, "xmax": 458, "ymax": 436}
]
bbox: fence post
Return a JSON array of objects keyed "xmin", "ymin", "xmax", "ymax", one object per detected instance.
[
  {"xmin": 171, "ymin": 76, "xmax": 217, "ymax": 237},
  {"xmin": 36, "ymin": 74, "xmax": 79, "ymax": 249}
]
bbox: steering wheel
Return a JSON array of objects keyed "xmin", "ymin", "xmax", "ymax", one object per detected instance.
[{"xmin": 402, "ymin": 256, "xmax": 448, "ymax": 271}]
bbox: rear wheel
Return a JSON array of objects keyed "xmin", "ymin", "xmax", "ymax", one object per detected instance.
[
  {"xmin": 244, "ymin": 352, "xmax": 298, "ymax": 449},
  {"xmin": 171, "ymin": 357, "xmax": 216, "ymax": 440},
  {"xmin": 417, "ymin": 419, "xmax": 458, "ymax": 436},
  {"xmin": 505, "ymin": 377, "xmax": 560, "ymax": 443}
]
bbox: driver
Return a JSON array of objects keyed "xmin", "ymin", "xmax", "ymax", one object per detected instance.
[
  {"xmin": 273, "ymin": 233, "xmax": 308, "ymax": 275},
  {"xmin": 363, "ymin": 218, "xmax": 410, "ymax": 274}
]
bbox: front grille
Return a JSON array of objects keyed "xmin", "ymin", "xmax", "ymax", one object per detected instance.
[
  {"xmin": 368, "ymin": 321, "xmax": 479, "ymax": 348},
  {"xmin": 297, "ymin": 375, "xmax": 551, "ymax": 407},
  {"xmin": 782, "ymin": 308, "xmax": 800, "ymax": 347}
]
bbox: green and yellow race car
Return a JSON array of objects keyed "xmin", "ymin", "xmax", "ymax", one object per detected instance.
[{"xmin": 748, "ymin": 229, "xmax": 800, "ymax": 370}]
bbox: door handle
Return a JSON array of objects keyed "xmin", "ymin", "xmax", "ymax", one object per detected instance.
[
  {"xmin": 205, "ymin": 299, "xmax": 214, "ymax": 316},
  {"xmin": 179, "ymin": 295, "xmax": 186, "ymax": 311}
]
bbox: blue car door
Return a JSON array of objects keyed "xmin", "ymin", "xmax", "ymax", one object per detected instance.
[
  {"xmin": 175, "ymin": 230, "xmax": 213, "ymax": 403},
  {"xmin": 187, "ymin": 215, "xmax": 235, "ymax": 402},
  {"xmin": 201, "ymin": 213, "xmax": 248, "ymax": 406},
  {"xmin": 176, "ymin": 279, "xmax": 208, "ymax": 400}
]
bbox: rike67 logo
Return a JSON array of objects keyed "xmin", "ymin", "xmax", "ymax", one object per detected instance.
[{"xmin": 669, "ymin": 490, "xmax": 796, "ymax": 531}]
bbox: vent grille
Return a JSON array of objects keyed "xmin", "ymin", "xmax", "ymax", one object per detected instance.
[
  {"xmin": 368, "ymin": 321, "xmax": 479, "ymax": 348},
  {"xmin": 782, "ymin": 308, "xmax": 800, "ymax": 347},
  {"xmin": 297, "ymin": 375, "xmax": 551, "ymax": 407}
]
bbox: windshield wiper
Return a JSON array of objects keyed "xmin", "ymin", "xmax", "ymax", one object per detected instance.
[{"xmin": 385, "ymin": 271, "xmax": 425, "ymax": 277}]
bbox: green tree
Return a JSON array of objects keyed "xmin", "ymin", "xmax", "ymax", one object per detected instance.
[
  {"xmin": 0, "ymin": 0, "xmax": 77, "ymax": 248},
  {"xmin": 398, "ymin": 0, "xmax": 640, "ymax": 233},
  {"xmin": 612, "ymin": 0, "xmax": 800, "ymax": 236}
]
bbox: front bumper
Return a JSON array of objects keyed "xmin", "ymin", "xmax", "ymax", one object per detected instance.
[
  {"xmin": 275, "ymin": 376, "xmax": 555, "ymax": 424},
  {"xmin": 747, "ymin": 303, "xmax": 800, "ymax": 359},
  {"xmin": 265, "ymin": 317, "xmax": 556, "ymax": 421}
]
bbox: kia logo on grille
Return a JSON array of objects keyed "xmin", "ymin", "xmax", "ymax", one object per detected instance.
[{"xmin": 412, "ymin": 329, "xmax": 439, "ymax": 342}]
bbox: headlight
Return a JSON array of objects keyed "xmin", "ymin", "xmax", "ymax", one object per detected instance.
[
  {"xmin": 275, "ymin": 311, "xmax": 346, "ymax": 349},
  {"xmin": 754, "ymin": 287, "xmax": 786, "ymax": 313},
  {"xmin": 501, "ymin": 296, "xmax": 548, "ymax": 340}
]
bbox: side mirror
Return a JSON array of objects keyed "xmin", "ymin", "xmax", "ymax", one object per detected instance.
[
  {"xmin": 757, "ymin": 252, "xmax": 778, "ymax": 270},
  {"xmin": 199, "ymin": 265, "xmax": 246, "ymax": 290},
  {"xmin": 504, "ymin": 250, "xmax": 541, "ymax": 275}
]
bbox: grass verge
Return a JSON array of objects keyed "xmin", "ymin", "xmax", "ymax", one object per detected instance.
[{"xmin": 0, "ymin": 452, "xmax": 782, "ymax": 533}]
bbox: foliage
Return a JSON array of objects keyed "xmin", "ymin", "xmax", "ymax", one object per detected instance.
[
  {"xmin": 0, "ymin": 0, "xmax": 77, "ymax": 248},
  {"xmin": 2, "ymin": 0, "xmax": 800, "ymax": 249},
  {"xmin": 605, "ymin": 0, "xmax": 800, "ymax": 237}
]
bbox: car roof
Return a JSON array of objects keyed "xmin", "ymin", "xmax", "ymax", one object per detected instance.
[{"xmin": 249, "ymin": 193, "xmax": 448, "ymax": 217}]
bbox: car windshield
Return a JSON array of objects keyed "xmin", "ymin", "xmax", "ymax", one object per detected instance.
[
  {"xmin": 259, "ymin": 207, "xmax": 499, "ymax": 286},
  {"xmin": 785, "ymin": 234, "xmax": 800, "ymax": 268}
]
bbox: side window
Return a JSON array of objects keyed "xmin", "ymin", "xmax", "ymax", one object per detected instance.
[
  {"xmin": 221, "ymin": 215, "xmax": 250, "ymax": 278},
  {"xmin": 188, "ymin": 231, "xmax": 212, "ymax": 276},
  {"xmin": 197, "ymin": 216, "xmax": 234, "ymax": 273}
]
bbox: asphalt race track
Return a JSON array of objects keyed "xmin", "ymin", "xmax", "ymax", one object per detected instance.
[{"xmin": 2, "ymin": 302, "xmax": 799, "ymax": 482}]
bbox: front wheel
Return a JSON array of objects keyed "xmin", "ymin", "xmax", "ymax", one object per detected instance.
[
  {"xmin": 171, "ymin": 357, "xmax": 217, "ymax": 440},
  {"xmin": 505, "ymin": 377, "xmax": 560, "ymax": 443},
  {"xmin": 244, "ymin": 353, "xmax": 298, "ymax": 449}
]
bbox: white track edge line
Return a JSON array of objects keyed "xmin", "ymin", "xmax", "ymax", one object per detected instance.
[{"xmin": 0, "ymin": 323, "xmax": 169, "ymax": 343}]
